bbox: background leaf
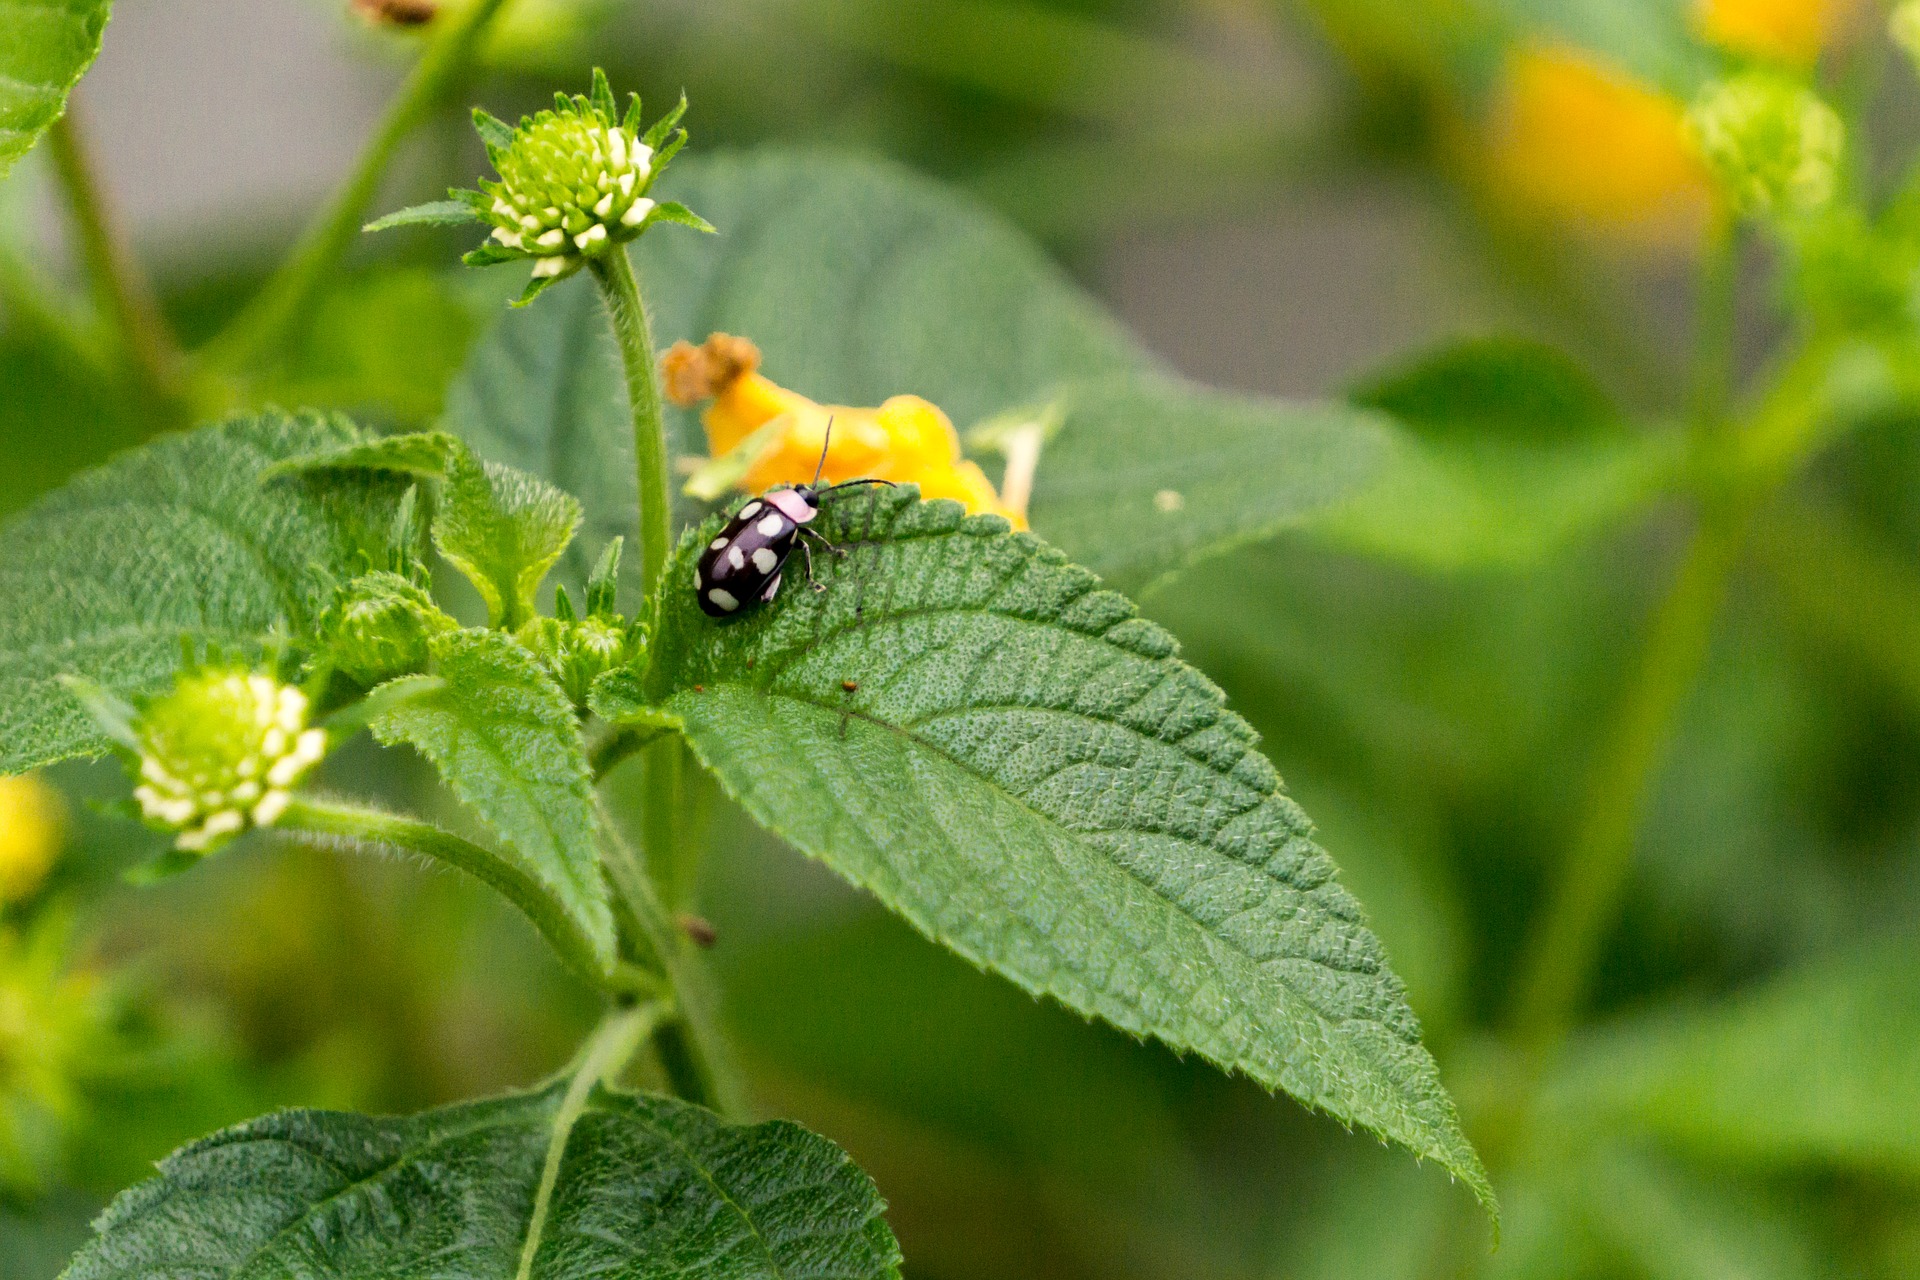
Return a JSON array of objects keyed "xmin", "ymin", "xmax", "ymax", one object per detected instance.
[
  {"xmin": 1021, "ymin": 377, "xmax": 1395, "ymax": 594},
  {"xmin": 0, "ymin": 0, "xmax": 113, "ymax": 180},
  {"xmin": 443, "ymin": 274, "xmax": 639, "ymax": 597},
  {"xmin": 1541, "ymin": 929, "xmax": 1920, "ymax": 1174},
  {"xmin": 1311, "ymin": 337, "xmax": 1686, "ymax": 571},
  {"xmin": 61, "ymin": 1084, "xmax": 902, "ymax": 1279},
  {"xmin": 370, "ymin": 628, "xmax": 617, "ymax": 973},
  {"xmin": 645, "ymin": 485, "xmax": 1491, "ymax": 1209},
  {"xmin": 0, "ymin": 411, "xmax": 405, "ymax": 773}
]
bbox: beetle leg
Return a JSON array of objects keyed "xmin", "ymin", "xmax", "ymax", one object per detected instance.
[{"xmin": 795, "ymin": 537, "xmax": 826, "ymax": 591}]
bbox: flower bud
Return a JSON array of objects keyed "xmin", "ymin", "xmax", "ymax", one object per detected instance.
[
  {"xmin": 320, "ymin": 571, "xmax": 456, "ymax": 687},
  {"xmin": 129, "ymin": 671, "xmax": 327, "ymax": 854},
  {"xmin": 520, "ymin": 612, "xmax": 638, "ymax": 708},
  {"xmin": 1894, "ymin": 1, "xmax": 1920, "ymax": 67},
  {"xmin": 459, "ymin": 70, "xmax": 704, "ymax": 303},
  {"xmin": 1687, "ymin": 73, "xmax": 1844, "ymax": 219}
]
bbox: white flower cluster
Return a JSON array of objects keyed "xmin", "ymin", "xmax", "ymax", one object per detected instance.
[
  {"xmin": 133, "ymin": 673, "xmax": 326, "ymax": 853},
  {"xmin": 484, "ymin": 113, "xmax": 657, "ymax": 281}
]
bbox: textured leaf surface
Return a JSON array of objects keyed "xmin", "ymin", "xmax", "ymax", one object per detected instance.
[
  {"xmin": 371, "ymin": 629, "xmax": 616, "ymax": 972},
  {"xmin": 1312, "ymin": 338, "xmax": 1683, "ymax": 571},
  {"xmin": 1022, "ymin": 377, "xmax": 1395, "ymax": 594},
  {"xmin": 0, "ymin": 412, "xmax": 405, "ymax": 773},
  {"xmin": 443, "ymin": 274, "xmax": 639, "ymax": 597},
  {"xmin": 0, "ymin": 0, "xmax": 111, "ymax": 179},
  {"xmin": 62, "ymin": 1084, "xmax": 901, "ymax": 1280},
  {"xmin": 647, "ymin": 486, "xmax": 1490, "ymax": 1207},
  {"xmin": 1543, "ymin": 930, "xmax": 1920, "ymax": 1172},
  {"xmin": 434, "ymin": 448, "xmax": 582, "ymax": 628}
]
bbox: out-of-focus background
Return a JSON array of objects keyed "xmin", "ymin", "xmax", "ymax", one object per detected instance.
[{"xmin": 5, "ymin": 2, "xmax": 1920, "ymax": 1278}]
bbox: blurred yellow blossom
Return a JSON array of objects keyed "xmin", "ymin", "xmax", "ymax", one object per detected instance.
[
  {"xmin": 664, "ymin": 334, "xmax": 1027, "ymax": 527},
  {"xmin": 1696, "ymin": 0, "xmax": 1863, "ymax": 66},
  {"xmin": 0, "ymin": 774, "xmax": 64, "ymax": 906},
  {"xmin": 1482, "ymin": 44, "xmax": 1714, "ymax": 248}
]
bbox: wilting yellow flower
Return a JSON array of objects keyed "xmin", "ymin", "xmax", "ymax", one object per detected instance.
[
  {"xmin": 0, "ymin": 775, "xmax": 64, "ymax": 906},
  {"xmin": 1483, "ymin": 44, "xmax": 1714, "ymax": 248},
  {"xmin": 1696, "ymin": 0, "xmax": 1863, "ymax": 66},
  {"xmin": 663, "ymin": 334, "xmax": 1027, "ymax": 527}
]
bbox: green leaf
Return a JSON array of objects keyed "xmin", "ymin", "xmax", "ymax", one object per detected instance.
[
  {"xmin": 267, "ymin": 428, "xmax": 460, "ymax": 480},
  {"xmin": 1574, "ymin": 1146, "xmax": 1826, "ymax": 1280},
  {"xmin": 370, "ymin": 628, "xmax": 617, "ymax": 975},
  {"xmin": 60, "ymin": 1084, "xmax": 902, "ymax": 1279},
  {"xmin": 0, "ymin": 0, "xmax": 113, "ymax": 180},
  {"xmin": 433, "ymin": 446, "xmax": 582, "ymax": 629},
  {"xmin": 443, "ymin": 274, "xmax": 638, "ymax": 598},
  {"xmin": 1016, "ymin": 377, "xmax": 1396, "ymax": 595},
  {"xmin": 0, "ymin": 412, "xmax": 406, "ymax": 773},
  {"xmin": 363, "ymin": 199, "xmax": 484, "ymax": 233},
  {"xmin": 1542, "ymin": 930, "xmax": 1920, "ymax": 1174},
  {"xmin": 647, "ymin": 486, "xmax": 1493, "ymax": 1211},
  {"xmin": 641, "ymin": 152, "xmax": 1147, "ymax": 429},
  {"xmin": 1311, "ymin": 338, "xmax": 1685, "ymax": 571},
  {"xmin": 261, "ymin": 269, "xmax": 486, "ymax": 424}
]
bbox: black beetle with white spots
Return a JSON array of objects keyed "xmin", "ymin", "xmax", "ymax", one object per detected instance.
[{"xmin": 694, "ymin": 427, "xmax": 894, "ymax": 619}]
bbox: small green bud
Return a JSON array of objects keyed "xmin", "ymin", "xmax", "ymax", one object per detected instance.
[
  {"xmin": 1894, "ymin": 1, "xmax": 1920, "ymax": 68},
  {"xmin": 520, "ymin": 614, "xmax": 641, "ymax": 708},
  {"xmin": 129, "ymin": 670, "xmax": 327, "ymax": 854},
  {"xmin": 1687, "ymin": 73, "xmax": 1844, "ymax": 220},
  {"xmin": 320, "ymin": 571, "xmax": 457, "ymax": 687},
  {"xmin": 457, "ymin": 70, "xmax": 704, "ymax": 303}
]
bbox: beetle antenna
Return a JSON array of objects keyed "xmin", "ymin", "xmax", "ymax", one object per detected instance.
[{"xmin": 811, "ymin": 417, "xmax": 833, "ymax": 488}]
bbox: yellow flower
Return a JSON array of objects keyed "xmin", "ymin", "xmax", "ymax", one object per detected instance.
[
  {"xmin": 1482, "ymin": 44, "xmax": 1714, "ymax": 248},
  {"xmin": 0, "ymin": 775, "xmax": 64, "ymax": 906},
  {"xmin": 1696, "ymin": 0, "xmax": 1863, "ymax": 66},
  {"xmin": 663, "ymin": 334, "xmax": 1027, "ymax": 528}
]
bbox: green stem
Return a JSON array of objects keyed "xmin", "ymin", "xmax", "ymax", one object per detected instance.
[
  {"xmin": 1689, "ymin": 221, "xmax": 1740, "ymax": 432},
  {"xmin": 588, "ymin": 247, "xmax": 675, "ymax": 600},
  {"xmin": 516, "ymin": 1001, "xmax": 664, "ymax": 1280},
  {"xmin": 279, "ymin": 796, "xmax": 614, "ymax": 989},
  {"xmin": 203, "ymin": 0, "xmax": 513, "ymax": 372},
  {"xmin": 1505, "ymin": 499, "xmax": 1754, "ymax": 1053},
  {"xmin": 594, "ymin": 794, "xmax": 746, "ymax": 1118},
  {"xmin": 45, "ymin": 107, "xmax": 188, "ymax": 413}
]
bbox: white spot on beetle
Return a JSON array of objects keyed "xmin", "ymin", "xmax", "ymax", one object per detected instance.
[
  {"xmin": 727, "ymin": 546, "xmax": 745, "ymax": 570},
  {"xmin": 757, "ymin": 513, "xmax": 786, "ymax": 537},
  {"xmin": 707, "ymin": 588, "xmax": 740, "ymax": 612},
  {"xmin": 710, "ymin": 536, "xmax": 728, "ymax": 551},
  {"xmin": 751, "ymin": 547, "xmax": 778, "ymax": 573},
  {"xmin": 738, "ymin": 501, "xmax": 762, "ymax": 519}
]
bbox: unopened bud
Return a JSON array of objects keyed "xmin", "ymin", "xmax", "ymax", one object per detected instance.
[
  {"xmin": 320, "ymin": 571, "xmax": 456, "ymax": 687},
  {"xmin": 1687, "ymin": 73, "xmax": 1844, "ymax": 219}
]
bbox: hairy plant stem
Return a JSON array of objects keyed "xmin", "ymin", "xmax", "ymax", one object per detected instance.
[
  {"xmin": 588, "ymin": 246, "xmax": 675, "ymax": 599},
  {"xmin": 278, "ymin": 796, "xmax": 616, "ymax": 990},
  {"xmin": 46, "ymin": 106, "xmax": 189, "ymax": 415},
  {"xmin": 204, "ymin": 0, "xmax": 512, "ymax": 373},
  {"xmin": 517, "ymin": 1001, "xmax": 665, "ymax": 1280},
  {"xmin": 593, "ymin": 795, "xmax": 746, "ymax": 1118}
]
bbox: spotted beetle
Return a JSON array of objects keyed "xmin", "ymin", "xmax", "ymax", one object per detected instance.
[{"xmin": 694, "ymin": 423, "xmax": 893, "ymax": 618}]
